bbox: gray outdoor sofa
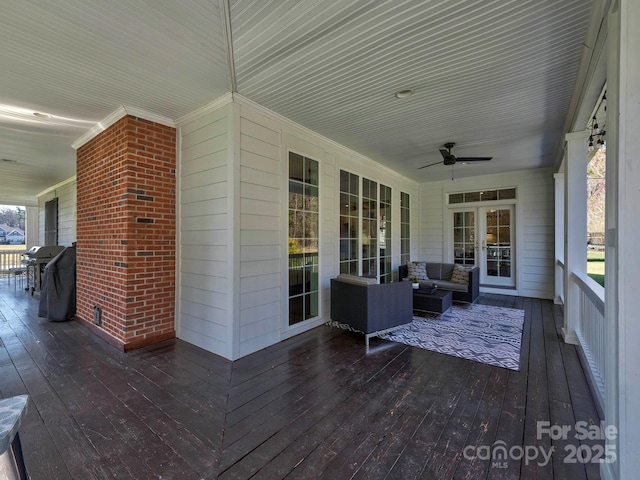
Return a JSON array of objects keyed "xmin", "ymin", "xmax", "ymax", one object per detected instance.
[
  {"xmin": 330, "ymin": 274, "xmax": 412, "ymax": 347},
  {"xmin": 399, "ymin": 262, "xmax": 480, "ymax": 303}
]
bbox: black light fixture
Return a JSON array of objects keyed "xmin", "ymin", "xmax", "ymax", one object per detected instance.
[
  {"xmin": 587, "ymin": 91, "xmax": 606, "ymax": 152},
  {"xmin": 597, "ymin": 130, "xmax": 606, "ymax": 151}
]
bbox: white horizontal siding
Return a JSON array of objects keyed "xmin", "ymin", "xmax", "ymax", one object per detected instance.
[
  {"xmin": 518, "ymin": 171, "xmax": 555, "ymax": 298},
  {"xmin": 178, "ymin": 105, "xmax": 231, "ymax": 358},
  {"xmin": 181, "ymin": 150, "xmax": 228, "ymax": 176},
  {"xmin": 181, "ymin": 214, "xmax": 228, "ymax": 232},
  {"xmin": 238, "ymin": 108, "xmax": 282, "ymax": 356},
  {"xmin": 419, "ymin": 184, "xmax": 444, "ymax": 261}
]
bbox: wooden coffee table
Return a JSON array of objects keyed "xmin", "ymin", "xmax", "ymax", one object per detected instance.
[{"xmin": 412, "ymin": 288, "xmax": 452, "ymax": 314}]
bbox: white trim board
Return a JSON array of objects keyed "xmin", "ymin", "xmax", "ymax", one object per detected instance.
[{"xmin": 71, "ymin": 106, "xmax": 175, "ymax": 150}]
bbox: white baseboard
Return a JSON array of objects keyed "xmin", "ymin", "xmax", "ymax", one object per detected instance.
[{"xmin": 479, "ymin": 286, "xmax": 519, "ymax": 296}]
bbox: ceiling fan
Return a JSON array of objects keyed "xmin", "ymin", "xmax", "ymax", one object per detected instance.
[{"xmin": 418, "ymin": 142, "xmax": 493, "ymax": 170}]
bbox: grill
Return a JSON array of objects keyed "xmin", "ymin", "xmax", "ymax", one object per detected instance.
[{"xmin": 22, "ymin": 246, "xmax": 65, "ymax": 294}]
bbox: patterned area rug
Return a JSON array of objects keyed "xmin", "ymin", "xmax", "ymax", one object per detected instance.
[{"xmin": 379, "ymin": 304, "xmax": 525, "ymax": 370}]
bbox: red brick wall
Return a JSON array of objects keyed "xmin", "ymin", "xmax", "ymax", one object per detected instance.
[{"xmin": 76, "ymin": 115, "xmax": 176, "ymax": 350}]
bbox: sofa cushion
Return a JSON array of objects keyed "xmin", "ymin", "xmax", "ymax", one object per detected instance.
[
  {"xmin": 432, "ymin": 280, "xmax": 468, "ymax": 292},
  {"xmin": 418, "ymin": 280, "xmax": 435, "ymax": 289},
  {"xmin": 440, "ymin": 263, "xmax": 455, "ymax": 281},
  {"xmin": 406, "ymin": 261, "xmax": 429, "ymax": 281},
  {"xmin": 425, "ymin": 263, "xmax": 442, "ymax": 280},
  {"xmin": 336, "ymin": 274, "xmax": 377, "ymax": 286},
  {"xmin": 451, "ymin": 264, "xmax": 475, "ymax": 285}
]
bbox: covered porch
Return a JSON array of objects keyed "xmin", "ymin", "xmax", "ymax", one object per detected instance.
[
  {"xmin": 1, "ymin": 1, "xmax": 639, "ymax": 478},
  {"xmin": 1, "ymin": 280, "xmax": 601, "ymax": 479}
]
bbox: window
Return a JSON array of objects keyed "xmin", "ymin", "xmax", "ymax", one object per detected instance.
[
  {"xmin": 339, "ymin": 170, "xmax": 393, "ymax": 282},
  {"xmin": 448, "ymin": 188, "xmax": 516, "ymax": 204},
  {"xmin": 379, "ymin": 184, "xmax": 392, "ymax": 283},
  {"xmin": 400, "ymin": 192, "xmax": 410, "ymax": 266},
  {"xmin": 362, "ymin": 178, "xmax": 378, "ymax": 278},
  {"xmin": 288, "ymin": 152, "xmax": 319, "ymax": 326},
  {"xmin": 339, "ymin": 170, "xmax": 359, "ymax": 274}
]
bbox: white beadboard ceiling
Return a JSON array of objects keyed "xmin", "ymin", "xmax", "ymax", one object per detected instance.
[{"xmin": 0, "ymin": 0, "xmax": 597, "ymax": 205}]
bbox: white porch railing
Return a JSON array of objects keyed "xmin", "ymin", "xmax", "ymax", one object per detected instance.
[
  {"xmin": 0, "ymin": 249, "xmax": 24, "ymax": 273},
  {"xmin": 572, "ymin": 270, "xmax": 606, "ymax": 410}
]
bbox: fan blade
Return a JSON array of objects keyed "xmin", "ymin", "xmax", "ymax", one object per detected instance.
[
  {"xmin": 417, "ymin": 161, "xmax": 444, "ymax": 169},
  {"xmin": 439, "ymin": 149, "xmax": 455, "ymax": 160},
  {"xmin": 455, "ymin": 157, "xmax": 493, "ymax": 162}
]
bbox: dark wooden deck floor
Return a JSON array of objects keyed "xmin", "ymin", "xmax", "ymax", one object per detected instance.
[{"xmin": 0, "ymin": 279, "xmax": 601, "ymax": 479}]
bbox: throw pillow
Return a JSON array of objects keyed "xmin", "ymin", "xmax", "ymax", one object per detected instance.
[
  {"xmin": 451, "ymin": 264, "xmax": 474, "ymax": 285},
  {"xmin": 406, "ymin": 261, "xmax": 429, "ymax": 281}
]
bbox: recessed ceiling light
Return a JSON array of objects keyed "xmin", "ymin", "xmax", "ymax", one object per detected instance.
[
  {"xmin": 33, "ymin": 112, "xmax": 52, "ymax": 119},
  {"xmin": 395, "ymin": 89, "xmax": 414, "ymax": 99}
]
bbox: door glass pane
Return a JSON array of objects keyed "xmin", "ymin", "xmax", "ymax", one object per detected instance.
[
  {"xmin": 486, "ymin": 210, "xmax": 497, "ymax": 226},
  {"xmin": 486, "ymin": 208, "xmax": 512, "ymax": 279},
  {"xmin": 453, "ymin": 210, "xmax": 475, "ymax": 265},
  {"xmin": 498, "ymin": 227, "xmax": 510, "ymax": 244},
  {"xmin": 464, "ymin": 227, "xmax": 475, "ymax": 242}
]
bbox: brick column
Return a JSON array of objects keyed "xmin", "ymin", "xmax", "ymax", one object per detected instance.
[{"xmin": 76, "ymin": 115, "xmax": 176, "ymax": 350}]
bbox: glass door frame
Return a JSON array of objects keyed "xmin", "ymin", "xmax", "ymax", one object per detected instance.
[
  {"xmin": 446, "ymin": 203, "xmax": 516, "ymax": 288},
  {"xmin": 478, "ymin": 205, "xmax": 515, "ymax": 287},
  {"xmin": 451, "ymin": 208, "xmax": 479, "ymax": 266}
]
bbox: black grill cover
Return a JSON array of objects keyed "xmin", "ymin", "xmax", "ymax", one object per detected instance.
[{"xmin": 38, "ymin": 245, "xmax": 76, "ymax": 322}]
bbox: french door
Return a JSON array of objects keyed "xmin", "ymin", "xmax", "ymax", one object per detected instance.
[{"xmin": 452, "ymin": 205, "xmax": 515, "ymax": 287}]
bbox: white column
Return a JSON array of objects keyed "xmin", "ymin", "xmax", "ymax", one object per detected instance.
[
  {"xmin": 554, "ymin": 170, "xmax": 565, "ymax": 304},
  {"xmin": 563, "ymin": 130, "xmax": 589, "ymax": 344},
  {"xmin": 603, "ymin": 1, "xmax": 640, "ymax": 479}
]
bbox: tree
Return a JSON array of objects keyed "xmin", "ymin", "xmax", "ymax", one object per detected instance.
[
  {"xmin": 587, "ymin": 151, "xmax": 606, "ymax": 243},
  {"xmin": 0, "ymin": 206, "xmax": 26, "ymax": 230}
]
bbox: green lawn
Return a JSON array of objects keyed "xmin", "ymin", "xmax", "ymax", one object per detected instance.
[{"xmin": 587, "ymin": 250, "xmax": 605, "ymax": 286}]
